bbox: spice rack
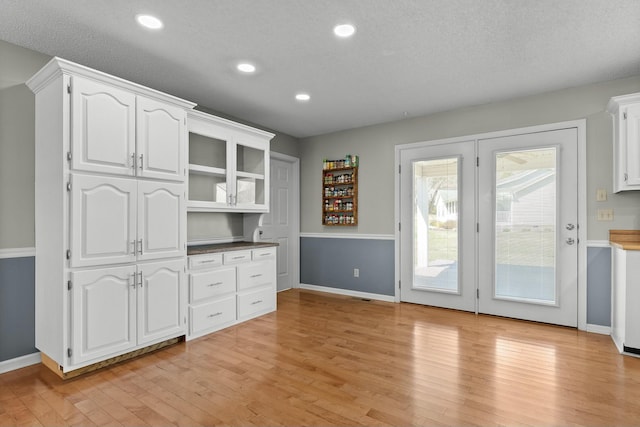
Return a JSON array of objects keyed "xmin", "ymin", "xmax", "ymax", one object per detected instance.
[{"xmin": 322, "ymin": 156, "xmax": 358, "ymax": 226}]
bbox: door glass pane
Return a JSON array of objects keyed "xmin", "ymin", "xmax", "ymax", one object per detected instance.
[
  {"xmin": 413, "ymin": 158, "xmax": 459, "ymax": 292},
  {"xmin": 494, "ymin": 148, "xmax": 556, "ymax": 304}
]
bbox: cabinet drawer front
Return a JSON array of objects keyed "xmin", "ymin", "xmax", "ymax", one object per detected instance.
[
  {"xmin": 190, "ymin": 267, "xmax": 236, "ymax": 303},
  {"xmin": 237, "ymin": 261, "xmax": 274, "ymax": 290},
  {"xmin": 189, "ymin": 253, "xmax": 223, "ymax": 269},
  {"xmin": 237, "ymin": 287, "xmax": 275, "ymax": 320},
  {"xmin": 190, "ymin": 296, "xmax": 236, "ymax": 335},
  {"xmin": 252, "ymin": 247, "xmax": 276, "ymax": 260},
  {"xmin": 223, "ymin": 250, "xmax": 252, "ymax": 265}
]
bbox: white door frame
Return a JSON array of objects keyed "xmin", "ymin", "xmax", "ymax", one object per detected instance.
[
  {"xmin": 395, "ymin": 119, "xmax": 587, "ymax": 330},
  {"xmin": 270, "ymin": 152, "xmax": 301, "ymax": 290}
]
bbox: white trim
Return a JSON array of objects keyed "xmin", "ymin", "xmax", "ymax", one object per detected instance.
[
  {"xmin": 0, "ymin": 247, "xmax": 36, "ymax": 259},
  {"xmin": 577, "ymin": 119, "xmax": 588, "ymax": 331},
  {"xmin": 587, "ymin": 240, "xmax": 611, "ymax": 248},
  {"xmin": 299, "ymin": 283, "xmax": 396, "ymax": 303},
  {"xmin": 0, "ymin": 352, "xmax": 41, "ymax": 374},
  {"xmin": 586, "ymin": 324, "xmax": 611, "ymax": 335},
  {"xmin": 300, "ymin": 233, "xmax": 395, "ymax": 240},
  {"xmin": 395, "ymin": 119, "xmax": 588, "ymax": 329}
]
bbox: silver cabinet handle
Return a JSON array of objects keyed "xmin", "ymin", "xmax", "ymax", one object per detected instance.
[
  {"xmin": 251, "ymin": 300, "xmax": 263, "ymax": 305},
  {"xmin": 207, "ymin": 312, "xmax": 222, "ymax": 318},
  {"xmin": 138, "ymin": 239, "xmax": 143, "ymax": 255},
  {"xmin": 139, "ymin": 153, "xmax": 144, "ymax": 170},
  {"xmin": 131, "ymin": 240, "xmax": 137, "ymax": 254},
  {"xmin": 131, "ymin": 153, "xmax": 136, "ymax": 170},
  {"xmin": 138, "ymin": 271, "xmax": 143, "ymax": 287},
  {"xmin": 207, "ymin": 282, "xmax": 223, "ymax": 287},
  {"xmin": 250, "ymin": 274, "xmax": 262, "ymax": 279},
  {"xmin": 130, "ymin": 273, "xmax": 137, "ymax": 288}
]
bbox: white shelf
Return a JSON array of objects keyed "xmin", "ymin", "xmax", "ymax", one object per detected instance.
[
  {"xmin": 188, "ymin": 164, "xmax": 226, "ymax": 176},
  {"xmin": 236, "ymin": 171, "xmax": 265, "ymax": 180}
]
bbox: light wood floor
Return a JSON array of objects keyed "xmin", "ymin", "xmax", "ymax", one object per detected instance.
[{"xmin": 2, "ymin": 289, "xmax": 640, "ymax": 426}]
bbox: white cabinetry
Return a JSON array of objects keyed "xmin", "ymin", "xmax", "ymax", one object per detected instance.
[
  {"xmin": 70, "ymin": 259, "xmax": 185, "ymax": 365},
  {"xmin": 27, "ymin": 57, "xmax": 195, "ymax": 375},
  {"xmin": 187, "ymin": 109, "xmax": 274, "ymax": 212},
  {"xmin": 70, "ymin": 75, "xmax": 186, "ymax": 181},
  {"xmin": 187, "ymin": 246, "xmax": 276, "ymax": 340},
  {"xmin": 607, "ymin": 92, "xmax": 640, "ymax": 192},
  {"xmin": 611, "ymin": 245, "xmax": 640, "ymax": 353}
]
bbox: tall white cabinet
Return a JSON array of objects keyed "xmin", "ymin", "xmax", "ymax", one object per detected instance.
[{"xmin": 27, "ymin": 58, "xmax": 196, "ymax": 375}]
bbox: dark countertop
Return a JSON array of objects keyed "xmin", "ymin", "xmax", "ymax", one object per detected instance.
[{"xmin": 187, "ymin": 241, "xmax": 278, "ymax": 256}]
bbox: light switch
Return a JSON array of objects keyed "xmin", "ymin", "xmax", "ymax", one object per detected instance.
[
  {"xmin": 597, "ymin": 209, "xmax": 614, "ymax": 221},
  {"xmin": 596, "ymin": 189, "xmax": 607, "ymax": 201}
]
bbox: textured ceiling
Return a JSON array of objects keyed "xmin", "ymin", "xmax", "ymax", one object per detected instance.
[{"xmin": 1, "ymin": 0, "xmax": 639, "ymax": 138}]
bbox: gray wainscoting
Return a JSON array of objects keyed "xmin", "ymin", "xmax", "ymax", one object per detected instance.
[
  {"xmin": 300, "ymin": 237, "xmax": 395, "ymax": 296},
  {"xmin": 587, "ymin": 246, "xmax": 612, "ymax": 327},
  {"xmin": 0, "ymin": 256, "xmax": 36, "ymax": 362}
]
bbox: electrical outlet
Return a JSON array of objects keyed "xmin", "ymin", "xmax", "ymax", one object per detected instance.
[
  {"xmin": 596, "ymin": 189, "xmax": 607, "ymax": 201},
  {"xmin": 597, "ymin": 209, "xmax": 614, "ymax": 221},
  {"xmin": 353, "ymin": 268, "xmax": 359, "ymax": 278}
]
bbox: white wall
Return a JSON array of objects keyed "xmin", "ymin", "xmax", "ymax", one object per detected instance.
[{"xmin": 300, "ymin": 76, "xmax": 640, "ymax": 239}]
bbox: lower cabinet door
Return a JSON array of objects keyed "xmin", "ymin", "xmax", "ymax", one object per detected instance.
[
  {"xmin": 190, "ymin": 295, "xmax": 236, "ymax": 336},
  {"xmin": 71, "ymin": 265, "xmax": 137, "ymax": 365},
  {"xmin": 137, "ymin": 259, "xmax": 186, "ymax": 345},
  {"xmin": 237, "ymin": 286, "xmax": 276, "ymax": 321}
]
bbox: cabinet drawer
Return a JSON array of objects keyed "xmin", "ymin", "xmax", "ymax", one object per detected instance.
[
  {"xmin": 223, "ymin": 250, "xmax": 252, "ymax": 265},
  {"xmin": 190, "ymin": 267, "xmax": 236, "ymax": 303},
  {"xmin": 190, "ymin": 296, "xmax": 236, "ymax": 336},
  {"xmin": 253, "ymin": 247, "xmax": 276, "ymax": 260},
  {"xmin": 189, "ymin": 253, "xmax": 223, "ymax": 269},
  {"xmin": 237, "ymin": 287, "xmax": 275, "ymax": 320},
  {"xmin": 237, "ymin": 261, "xmax": 274, "ymax": 290}
]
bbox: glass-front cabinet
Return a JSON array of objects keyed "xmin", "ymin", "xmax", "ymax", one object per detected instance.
[{"xmin": 187, "ymin": 110, "xmax": 273, "ymax": 212}]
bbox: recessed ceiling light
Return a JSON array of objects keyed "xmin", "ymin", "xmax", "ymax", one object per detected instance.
[
  {"xmin": 136, "ymin": 14, "xmax": 163, "ymax": 30},
  {"xmin": 237, "ymin": 62, "xmax": 257, "ymax": 73},
  {"xmin": 333, "ymin": 24, "xmax": 356, "ymax": 38},
  {"xmin": 295, "ymin": 93, "xmax": 311, "ymax": 102}
]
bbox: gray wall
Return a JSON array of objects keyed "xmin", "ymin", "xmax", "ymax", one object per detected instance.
[
  {"xmin": 587, "ymin": 246, "xmax": 612, "ymax": 327},
  {"xmin": 301, "ymin": 238, "xmax": 394, "ymax": 296},
  {"xmin": 0, "ymin": 39, "xmax": 49, "ymax": 249},
  {"xmin": 299, "ymin": 76, "xmax": 640, "ymax": 238},
  {"xmin": 0, "ymin": 257, "xmax": 36, "ymax": 361}
]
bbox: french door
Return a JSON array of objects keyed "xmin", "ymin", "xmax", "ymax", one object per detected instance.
[
  {"xmin": 399, "ymin": 126, "xmax": 579, "ymax": 327},
  {"xmin": 399, "ymin": 140, "xmax": 477, "ymax": 312}
]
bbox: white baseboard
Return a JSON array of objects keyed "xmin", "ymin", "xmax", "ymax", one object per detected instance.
[
  {"xmin": 0, "ymin": 352, "xmax": 41, "ymax": 374},
  {"xmin": 299, "ymin": 283, "xmax": 395, "ymax": 303},
  {"xmin": 586, "ymin": 324, "xmax": 611, "ymax": 335}
]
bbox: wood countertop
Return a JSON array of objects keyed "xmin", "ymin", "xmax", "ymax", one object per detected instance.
[
  {"xmin": 187, "ymin": 241, "xmax": 278, "ymax": 256},
  {"xmin": 609, "ymin": 230, "xmax": 640, "ymax": 251}
]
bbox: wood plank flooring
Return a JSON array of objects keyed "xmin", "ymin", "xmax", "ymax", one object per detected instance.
[{"xmin": 2, "ymin": 288, "xmax": 640, "ymax": 426}]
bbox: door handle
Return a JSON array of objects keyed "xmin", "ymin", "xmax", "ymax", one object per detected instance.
[
  {"xmin": 566, "ymin": 224, "xmax": 575, "ymax": 231},
  {"xmin": 566, "ymin": 237, "xmax": 575, "ymax": 245}
]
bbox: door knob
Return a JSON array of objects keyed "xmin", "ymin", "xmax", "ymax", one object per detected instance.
[
  {"xmin": 566, "ymin": 224, "xmax": 575, "ymax": 231},
  {"xmin": 566, "ymin": 237, "xmax": 575, "ymax": 245}
]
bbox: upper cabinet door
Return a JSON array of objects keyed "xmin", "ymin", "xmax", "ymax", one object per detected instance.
[
  {"xmin": 625, "ymin": 104, "xmax": 640, "ymax": 186},
  {"xmin": 70, "ymin": 173, "xmax": 137, "ymax": 268},
  {"xmin": 232, "ymin": 136, "xmax": 269, "ymax": 211},
  {"xmin": 71, "ymin": 76, "xmax": 136, "ymax": 176},
  {"xmin": 137, "ymin": 180, "xmax": 186, "ymax": 261},
  {"xmin": 137, "ymin": 96, "xmax": 186, "ymax": 182}
]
